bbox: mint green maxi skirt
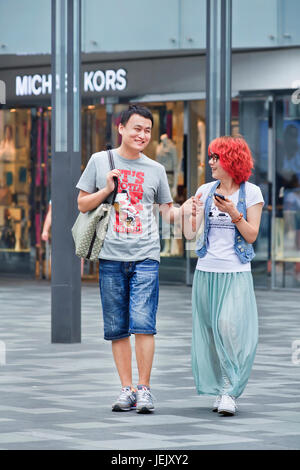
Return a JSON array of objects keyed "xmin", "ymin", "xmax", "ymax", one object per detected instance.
[{"xmin": 191, "ymin": 270, "xmax": 258, "ymax": 399}]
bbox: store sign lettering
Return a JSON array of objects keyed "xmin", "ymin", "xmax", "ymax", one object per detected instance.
[
  {"xmin": 16, "ymin": 68, "xmax": 127, "ymax": 96},
  {"xmin": 16, "ymin": 74, "xmax": 52, "ymax": 96},
  {"xmin": 84, "ymin": 69, "xmax": 127, "ymax": 92}
]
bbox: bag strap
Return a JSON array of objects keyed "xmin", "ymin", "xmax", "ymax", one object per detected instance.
[{"xmin": 107, "ymin": 149, "xmax": 118, "ymax": 205}]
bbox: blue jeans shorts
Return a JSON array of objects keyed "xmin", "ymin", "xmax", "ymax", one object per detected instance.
[{"xmin": 99, "ymin": 259, "xmax": 159, "ymax": 341}]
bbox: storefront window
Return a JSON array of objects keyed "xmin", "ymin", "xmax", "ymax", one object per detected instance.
[
  {"xmin": 239, "ymin": 95, "xmax": 271, "ymax": 288},
  {"xmin": 82, "ymin": 105, "xmax": 107, "ymax": 168},
  {"xmin": 275, "ymin": 95, "xmax": 300, "ymax": 288},
  {"xmin": 33, "ymin": 107, "xmax": 52, "ymax": 279},
  {"xmin": 239, "ymin": 92, "xmax": 300, "ymax": 289},
  {"xmin": 0, "ymin": 109, "xmax": 31, "ymax": 262}
]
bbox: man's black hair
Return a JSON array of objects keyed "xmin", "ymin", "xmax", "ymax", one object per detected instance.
[{"xmin": 120, "ymin": 104, "xmax": 154, "ymax": 127}]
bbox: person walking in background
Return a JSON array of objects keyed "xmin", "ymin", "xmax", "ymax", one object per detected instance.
[
  {"xmin": 41, "ymin": 200, "xmax": 52, "ymax": 242},
  {"xmin": 42, "ymin": 201, "xmax": 84, "ymax": 277},
  {"xmin": 184, "ymin": 136, "xmax": 264, "ymax": 416},
  {"xmin": 41, "ymin": 201, "xmax": 52, "ymax": 279},
  {"xmin": 76, "ymin": 105, "xmax": 193, "ymax": 414}
]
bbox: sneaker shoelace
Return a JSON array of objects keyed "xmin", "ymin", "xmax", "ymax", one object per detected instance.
[
  {"xmin": 138, "ymin": 387, "xmax": 154, "ymax": 402},
  {"xmin": 119, "ymin": 387, "xmax": 135, "ymax": 401}
]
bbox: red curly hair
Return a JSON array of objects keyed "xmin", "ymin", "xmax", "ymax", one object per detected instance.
[{"xmin": 208, "ymin": 136, "xmax": 254, "ymax": 184}]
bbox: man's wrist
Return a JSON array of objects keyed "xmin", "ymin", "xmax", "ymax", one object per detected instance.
[
  {"xmin": 102, "ymin": 186, "xmax": 111, "ymax": 198},
  {"xmin": 180, "ymin": 205, "xmax": 190, "ymax": 219},
  {"xmin": 180, "ymin": 205, "xmax": 189, "ymax": 218},
  {"xmin": 172, "ymin": 206, "xmax": 181, "ymax": 222}
]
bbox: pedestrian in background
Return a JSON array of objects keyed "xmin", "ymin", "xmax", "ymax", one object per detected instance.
[
  {"xmin": 41, "ymin": 200, "xmax": 52, "ymax": 242},
  {"xmin": 76, "ymin": 105, "xmax": 193, "ymax": 414},
  {"xmin": 184, "ymin": 135, "xmax": 264, "ymax": 416}
]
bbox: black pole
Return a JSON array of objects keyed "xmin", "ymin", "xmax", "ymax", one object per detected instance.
[
  {"xmin": 220, "ymin": 0, "xmax": 232, "ymax": 136},
  {"xmin": 206, "ymin": 0, "xmax": 232, "ymax": 181},
  {"xmin": 51, "ymin": 0, "xmax": 81, "ymax": 343}
]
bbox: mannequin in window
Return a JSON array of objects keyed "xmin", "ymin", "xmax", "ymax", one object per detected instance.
[
  {"xmin": 0, "ymin": 125, "xmax": 16, "ymax": 200},
  {"xmin": 0, "ymin": 125, "xmax": 16, "ymax": 163},
  {"xmin": 156, "ymin": 134, "xmax": 178, "ymax": 256},
  {"xmin": 156, "ymin": 134, "xmax": 178, "ymax": 197}
]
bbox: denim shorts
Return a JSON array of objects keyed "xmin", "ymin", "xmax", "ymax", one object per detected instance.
[{"xmin": 99, "ymin": 259, "xmax": 159, "ymax": 341}]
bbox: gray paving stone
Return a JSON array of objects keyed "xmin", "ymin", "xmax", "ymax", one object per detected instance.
[{"xmin": 0, "ymin": 279, "xmax": 300, "ymax": 449}]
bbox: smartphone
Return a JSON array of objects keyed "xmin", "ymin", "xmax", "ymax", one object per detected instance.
[{"xmin": 214, "ymin": 192, "xmax": 226, "ymax": 201}]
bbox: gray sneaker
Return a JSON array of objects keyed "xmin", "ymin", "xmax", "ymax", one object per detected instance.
[
  {"xmin": 136, "ymin": 385, "xmax": 155, "ymax": 413},
  {"xmin": 112, "ymin": 387, "xmax": 137, "ymax": 412}
]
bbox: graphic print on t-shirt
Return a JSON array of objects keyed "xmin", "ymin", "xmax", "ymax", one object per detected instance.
[
  {"xmin": 113, "ymin": 169, "xmax": 144, "ymax": 234},
  {"xmin": 209, "ymin": 204, "xmax": 234, "ymax": 231}
]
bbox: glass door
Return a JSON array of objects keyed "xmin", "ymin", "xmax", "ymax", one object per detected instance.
[
  {"xmin": 186, "ymin": 100, "xmax": 206, "ymax": 285},
  {"xmin": 237, "ymin": 95, "xmax": 272, "ymax": 287},
  {"xmin": 274, "ymin": 94, "xmax": 300, "ymax": 288}
]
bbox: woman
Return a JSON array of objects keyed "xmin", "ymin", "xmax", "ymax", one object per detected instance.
[{"xmin": 184, "ymin": 136, "xmax": 264, "ymax": 416}]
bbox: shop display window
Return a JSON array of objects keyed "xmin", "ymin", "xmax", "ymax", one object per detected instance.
[
  {"xmin": 275, "ymin": 96, "xmax": 300, "ymax": 287},
  {"xmin": 0, "ymin": 109, "xmax": 31, "ymax": 253},
  {"xmin": 82, "ymin": 105, "xmax": 107, "ymax": 168}
]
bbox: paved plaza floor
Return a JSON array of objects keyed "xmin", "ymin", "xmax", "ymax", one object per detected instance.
[{"xmin": 0, "ymin": 278, "xmax": 299, "ymax": 450}]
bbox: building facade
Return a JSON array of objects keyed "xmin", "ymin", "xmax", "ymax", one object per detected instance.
[{"xmin": 1, "ymin": 0, "xmax": 300, "ymax": 289}]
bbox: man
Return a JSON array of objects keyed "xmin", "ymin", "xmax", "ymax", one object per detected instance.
[{"xmin": 76, "ymin": 105, "xmax": 192, "ymax": 413}]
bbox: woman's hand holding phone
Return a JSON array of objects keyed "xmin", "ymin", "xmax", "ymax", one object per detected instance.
[{"xmin": 214, "ymin": 193, "xmax": 239, "ymax": 220}]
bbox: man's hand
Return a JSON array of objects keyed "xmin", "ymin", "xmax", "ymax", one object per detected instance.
[
  {"xmin": 181, "ymin": 193, "xmax": 203, "ymax": 239},
  {"xmin": 106, "ymin": 169, "xmax": 121, "ymax": 193},
  {"xmin": 181, "ymin": 193, "xmax": 203, "ymax": 218}
]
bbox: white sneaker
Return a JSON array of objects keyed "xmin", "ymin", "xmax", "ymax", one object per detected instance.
[
  {"xmin": 212, "ymin": 395, "xmax": 222, "ymax": 412},
  {"xmin": 136, "ymin": 385, "xmax": 155, "ymax": 413},
  {"xmin": 112, "ymin": 387, "xmax": 137, "ymax": 412},
  {"xmin": 218, "ymin": 395, "xmax": 237, "ymax": 416}
]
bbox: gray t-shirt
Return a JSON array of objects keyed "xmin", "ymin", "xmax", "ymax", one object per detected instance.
[{"xmin": 76, "ymin": 149, "xmax": 173, "ymax": 262}]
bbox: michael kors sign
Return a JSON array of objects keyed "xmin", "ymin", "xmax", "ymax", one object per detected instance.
[{"xmin": 16, "ymin": 68, "xmax": 128, "ymax": 96}]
